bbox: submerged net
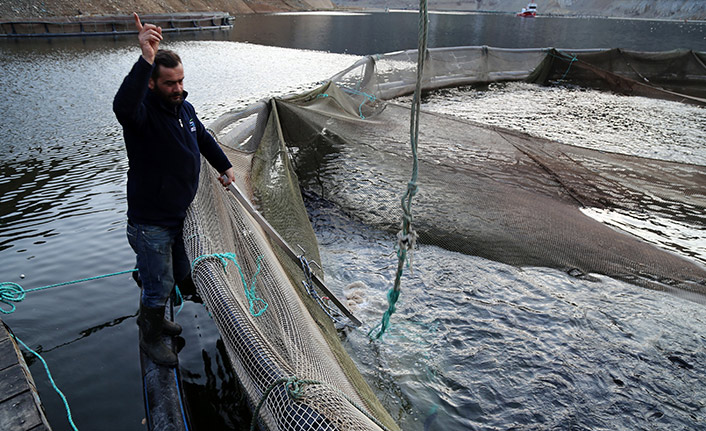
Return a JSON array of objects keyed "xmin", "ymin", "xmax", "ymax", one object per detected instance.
[{"xmin": 185, "ymin": 46, "xmax": 706, "ymax": 430}]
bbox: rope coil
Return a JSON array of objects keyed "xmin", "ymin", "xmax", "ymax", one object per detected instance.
[{"xmin": 0, "ymin": 282, "xmax": 26, "ymax": 314}]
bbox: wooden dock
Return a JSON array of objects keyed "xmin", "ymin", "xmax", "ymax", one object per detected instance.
[
  {"xmin": 0, "ymin": 12, "xmax": 233, "ymax": 37},
  {"xmin": 0, "ymin": 319, "xmax": 52, "ymax": 431}
]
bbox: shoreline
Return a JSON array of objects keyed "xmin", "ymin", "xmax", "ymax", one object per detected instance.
[{"xmin": 346, "ymin": 8, "xmax": 706, "ymax": 22}]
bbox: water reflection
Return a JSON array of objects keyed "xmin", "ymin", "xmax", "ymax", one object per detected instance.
[
  {"xmin": 182, "ymin": 339, "xmax": 251, "ymax": 429},
  {"xmin": 225, "ymin": 12, "xmax": 706, "ymax": 53},
  {"xmin": 4, "ymin": 11, "xmax": 696, "ymax": 55}
]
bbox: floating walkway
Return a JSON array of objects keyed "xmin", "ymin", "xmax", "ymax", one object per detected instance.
[
  {"xmin": 0, "ymin": 12, "xmax": 233, "ymax": 37},
  {"xmin": 0, "ymin": 319, "xmax": 52, "ymax": 430}
]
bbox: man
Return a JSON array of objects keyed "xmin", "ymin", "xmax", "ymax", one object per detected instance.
[{"xmin": 114, "ymin": 13, "xmax": 235, "ymax": 366}]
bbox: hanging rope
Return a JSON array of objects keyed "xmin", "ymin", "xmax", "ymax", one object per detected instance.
[
  {"xmin": 369, "ymin": 0, "xmax": 428, "ymax": 340},
  {"xmin": 191, "ymin": 252, "xmax": 268, "ymax": 317},
  {"xmin": 0, "ymin": 269, "xmax": 138, "ymax": 314},
  {"xmin": 547, "ymin": 50, "xmax": 579, "ymax": 81}
]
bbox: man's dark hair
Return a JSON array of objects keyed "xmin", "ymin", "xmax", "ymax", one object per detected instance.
[{"xmin": 151, "ymin": 50, "xmax": 182, "ymax": 80}]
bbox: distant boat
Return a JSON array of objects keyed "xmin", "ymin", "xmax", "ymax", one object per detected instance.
[{"xmin": 517, "ymin": 2, "xmax": 538, "ymax": 17}]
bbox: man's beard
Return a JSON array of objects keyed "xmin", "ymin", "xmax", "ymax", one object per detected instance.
[{"xmin": 155, "ymin": 87, "xmax": 183, "ymax": 106}]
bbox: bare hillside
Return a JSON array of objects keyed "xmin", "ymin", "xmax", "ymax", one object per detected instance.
[{"xmin": 0, "ymin": 0, "xmax": 335, "ymax": 18}]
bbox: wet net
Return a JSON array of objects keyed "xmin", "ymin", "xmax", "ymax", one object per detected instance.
[
  {"xmin": 528, "ymin": 48, "xmax": 706, "ymax": 104},
  {"xmin": 184, "ymin": 46, "xmax": 706, "ymax": 430}
]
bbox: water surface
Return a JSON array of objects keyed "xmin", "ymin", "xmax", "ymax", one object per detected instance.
[{"xmin": 0, "ymin": 11, "xmax": 704, "ymax": 431}]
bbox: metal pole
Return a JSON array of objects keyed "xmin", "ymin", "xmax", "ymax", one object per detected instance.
[{"xmin": 222, "ymin": 179, "xmax": 362, "ymax": 327}]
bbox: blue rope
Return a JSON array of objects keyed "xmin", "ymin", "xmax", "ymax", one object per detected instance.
[
  {"xmin": 369, "ymin": 0, "xmax": 427, "ymax": 340},
  {"xmin": 559, "ymin": 53, "xmax": 578, "ymax": 81},
  {"xmin": 12, "ymin": 334, "xmax": 78, "ymax": 431},
  {"xmin": 191, "ymin": 252, "xmax": 268, "ymax": 317},
  {"xmin": 0, "ymin": 269, "xmax": 138, "ymax": 314}
]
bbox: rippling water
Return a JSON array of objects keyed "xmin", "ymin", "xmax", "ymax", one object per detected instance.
[
  {"xmin": 304, "ymin": 77, "xmax": 706, "ymax": 431},
  {"xmin": 1, "ymin": 13, "xmax": 705, "ymax": 431},
  {"xmin": 311, "ymin": 196, "xmax": 706, "ymax": 431}
]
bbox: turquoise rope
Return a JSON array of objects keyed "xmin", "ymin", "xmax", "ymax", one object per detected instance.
[
  {"xmin": 191, "ymin": 252, "xmax": 267, "ymax": 317},
  {"xmin": 0, "ymin": 269, "xmax": 137, "ymax": 314},
  {"xmin": 548, "ymin": 50, "xmax": 579, "ymax": 81},
  {"xmin": 559, "ymin": 53, "xmax": 578, "ymax": 81},
  {"xmin": 12, "ymin": 334, "xmax": 78, "ymax": 431},
  {"xmin": 173, "ymin": 285, "xmax": 185, "ymax": 317},
  {"xmin": 341, "ymin": 87, "xmax": 377, "ymax": 119},
  {"xmin": 369, "ymin": 0, "xmax": 427, "ymax": 340}
]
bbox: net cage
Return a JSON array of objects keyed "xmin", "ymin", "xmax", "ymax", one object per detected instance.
[{"xmin": 185, "ymin": 46, "xmax": 706, "ymax": 430}]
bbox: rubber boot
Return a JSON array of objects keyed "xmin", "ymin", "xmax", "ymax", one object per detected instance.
[
  {"xmin": 132, "ymin": 269, "xmax": 181, "ymax": 334},
  {"xmin": 136, "ymin": 303, "xmax": 182, "ymax": 336},
  {"xmin": 138, "ymin": 304, "xmax": 178, "ymax": 367},
  {"xmin": 134, "ymin": 281, "xmax": 182, "ymax": 336},
  {"xmin": 161, "ymin": 316, "xmax": 182, "ymax": 336}
]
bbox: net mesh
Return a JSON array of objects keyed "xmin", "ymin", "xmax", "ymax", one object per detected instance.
[
  {"xmin": 527, "ymin": 48, "xmax": 706, "ymax": 104},
  {"xmin": 184, "ymin": 153, "xmax": 396, "ymax": 430},
  {"xmin": 187, "ymin": 46, "xmax": 706, "ymax": 430}
]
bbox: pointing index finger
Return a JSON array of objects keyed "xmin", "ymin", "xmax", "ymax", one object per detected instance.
[{"xmin": 133, "ymin": 12, "xmax": 143, "ymax": 32}]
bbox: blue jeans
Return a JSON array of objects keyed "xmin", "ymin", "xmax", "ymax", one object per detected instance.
[{"xmin": 126, "ymin": 221, "xmax": 190, "ymax": 308}]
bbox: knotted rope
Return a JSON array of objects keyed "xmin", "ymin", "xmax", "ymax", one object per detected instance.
[{"xmin": 369, "ymin": 0, "xmax": 427, "ymax": 340}]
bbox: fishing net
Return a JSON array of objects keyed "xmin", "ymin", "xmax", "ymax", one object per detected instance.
[
  {"xmin": 527, "ymin": 47, "xmax": 706, "ymax": 104},
  {"xmin": 184, "ymin": 46, "xmax": 706, "ymax": 430},
  {"xmin": 184, "ymin": 107, "xmax": 398, "ymax": 430}
]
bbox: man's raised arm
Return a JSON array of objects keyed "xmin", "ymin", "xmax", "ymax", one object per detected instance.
[{"xmin": 113, "ymin": 13, "xmax": 163, "ymax": 127}]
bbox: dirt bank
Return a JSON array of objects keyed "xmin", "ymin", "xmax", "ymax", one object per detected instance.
[{"xmin": 0, "ymin": 0, "xmax": 334, "ymax": 18}]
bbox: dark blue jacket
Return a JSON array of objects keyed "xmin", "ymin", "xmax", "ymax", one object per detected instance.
[{"xmin": 113, "ymin": 56, "xmax": 232, "ymax": 227}]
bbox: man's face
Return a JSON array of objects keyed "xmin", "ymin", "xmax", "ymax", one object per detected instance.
[{"xmin": 149, "ymin": 63, "xmax": 185, "ymax": 106}]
